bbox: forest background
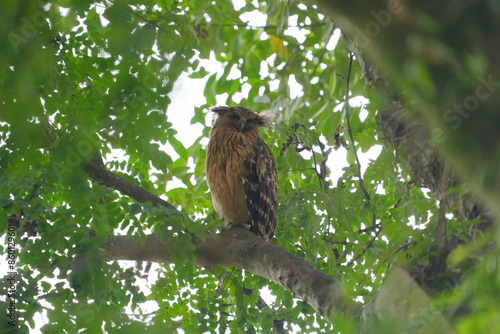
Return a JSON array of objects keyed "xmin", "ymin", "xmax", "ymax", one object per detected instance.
[{"xmin": 1, "ymin": 0, "xmax": 500, "ymax": 333}]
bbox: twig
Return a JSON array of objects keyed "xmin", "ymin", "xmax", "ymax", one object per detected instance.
[
  {"xmin": 311, "ymin": 148, "xmax": 326, "ymax": 190},
  {"xmin": 283, "ymin": 123, "xmax": 331, "ymax": 190},
  {"xmin": 243, "ymin": 288, "xmax": 286, "ymax": 334},
  {"xmin": 358, "ymin": 223, "xmax": 381, "ymax": 234},
  {"xmin": 342, "ymin": 53, "xmax": 380, "ymax": 264},
  {"xmin": 290, "ymin": 167, "xmax": 317, "ymax": 172},
  {"xmin": 343, "ymin": 52, "xmax": 371, "ymax": 201},
  {"xmin": 317, "ymin": 138, "xmax": 332, "ymax": 190},
  {"xmin": 346, "ymin": 214, "xmax": 381, "ymax": 266},
  {"xmin": 393, "ymin": 240, "xmax": 413, "ymax": 255}
]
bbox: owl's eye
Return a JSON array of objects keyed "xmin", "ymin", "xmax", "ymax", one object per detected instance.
[{"xmin": 228, "ymin": 113, "xmax": 240, "ymax": 121}]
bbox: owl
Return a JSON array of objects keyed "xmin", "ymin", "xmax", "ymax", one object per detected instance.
[{"xmin": 206, "ymin": 106, "xmax": 278, "ymax": 241}]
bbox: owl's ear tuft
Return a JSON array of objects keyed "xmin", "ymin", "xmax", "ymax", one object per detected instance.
[
  {"xmin": 256, "ymin": 109, "xmax": 276, "ymax": 127},
  {"xmin": 210, "ymin": 106, "xmax": 231, "ymax": 115}
]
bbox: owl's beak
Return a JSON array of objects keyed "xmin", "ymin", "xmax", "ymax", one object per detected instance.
[{"xmin": 238, "ymin": 122, "xmax": 246, "ymax": 132}]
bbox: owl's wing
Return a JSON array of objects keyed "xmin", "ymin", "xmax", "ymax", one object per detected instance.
[{"xmin": 243, "ymin": 138, "xmax": 278, "ymax": 240}]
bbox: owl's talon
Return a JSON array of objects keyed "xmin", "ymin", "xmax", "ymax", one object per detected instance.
[{"xmin": 227, "ymin": 222, "xmax": 251, "ymax": 230}]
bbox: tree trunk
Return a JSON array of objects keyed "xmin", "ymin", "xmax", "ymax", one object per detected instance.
[{"xmin": 311, "ymin": 0, "xmax": 500, "ymax": 220}]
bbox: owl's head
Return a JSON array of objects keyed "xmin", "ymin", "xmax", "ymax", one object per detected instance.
[{"xmin": 211, "ymin": 106, "xmax": 273, "ymax": 132}]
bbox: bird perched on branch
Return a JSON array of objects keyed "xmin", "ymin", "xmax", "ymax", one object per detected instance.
[{"xmin": 206, "ymin": 106, "xmax": 278, "ymax": 241}]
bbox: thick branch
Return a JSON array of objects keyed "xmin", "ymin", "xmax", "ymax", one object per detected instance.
[
  {"xmin": 84, "ymin": 157, "xmax": 178, "ymax": 211},
  {"xmin": 104, "ymin": 226, "xmax": 346, "ymax": 321}
]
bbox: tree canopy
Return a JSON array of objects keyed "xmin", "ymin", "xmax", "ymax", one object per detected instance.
[{"xmin": 1, "ymin": 0, "xmax": 499, "ymax": 333}]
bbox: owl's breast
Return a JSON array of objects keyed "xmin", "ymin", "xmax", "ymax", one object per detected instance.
[{"xmin": 206, "ymin": 130, "xmax": 251, "ymax": 225}]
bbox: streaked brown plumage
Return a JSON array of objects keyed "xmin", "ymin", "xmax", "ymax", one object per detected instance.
[{"xmin": 205, "ymin": 106, "xmax": 278, "ymax": 240}]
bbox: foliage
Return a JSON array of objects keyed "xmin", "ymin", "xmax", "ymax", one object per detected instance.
[{"xmin": 0, "ymin": 0, "xmax": 496, "ymax": 333}]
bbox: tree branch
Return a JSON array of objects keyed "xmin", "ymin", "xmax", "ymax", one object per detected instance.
[
  {"xmin": 84, "ymin": 157, "xmax": 178, "ymax": 212},
  {"xmin": 243, "ymin": 288, "xmax": 285, "ymax": 334},
  {"xmin": 103, "ymin": 227, "xmax": 346, "ymax": 321},
  {"xmin": 343, "ymin": 52, "xmax": 371, "ymax": 201}
]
